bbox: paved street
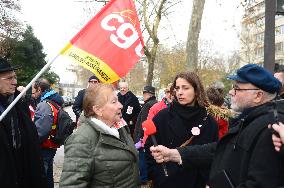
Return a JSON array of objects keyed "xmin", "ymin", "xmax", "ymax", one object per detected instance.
[{"xmin": 54, "ymin": 105, "xmax": 75, "ymax": 188}]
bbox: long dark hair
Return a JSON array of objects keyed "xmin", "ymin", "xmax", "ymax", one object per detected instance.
[{"xmin": 173, "ymin": 72, "xmax": 209, "ymax": 108}]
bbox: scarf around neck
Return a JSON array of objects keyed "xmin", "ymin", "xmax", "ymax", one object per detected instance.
[
  {"xmin": 91, "ymin": 117, "xmax": 120, "ymax": 139},
  {"xmin": 172, "ymin": 100, "xmax": 207, "ymax": 122}
]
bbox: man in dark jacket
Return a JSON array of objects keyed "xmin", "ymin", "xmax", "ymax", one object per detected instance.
[
  {"xmin": 0, "ymin": 58, "xmax": 47, "ymax": 188},
  {"xmin": 118, "ymin": 81, "xmax": 141, "ymax": 137},
  {"xmin": 72, "ymin": 75, "xmax": 100, "ymax": 123},
  {"xmin": 133, "ymin": 85, "xmax": 157, "ymax": 185},
  {"xmin": 34, "ymin": 80, "xmax": 64, "ymax": 188},
  {"xmin": 134, "ymin": 85, "xmax": 157, "ymax": 143},
  {"xmin": 150, "ymin": 64, "xmax": 284, "ymax": 188}
]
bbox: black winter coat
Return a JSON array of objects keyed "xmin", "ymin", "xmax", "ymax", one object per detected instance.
[
  {"xmin": 133, "ymin": 96, "xmax": 157, "ymax": 143},
  {"xmin": 145, "ymin": 102, "xmax": 219, "ymax": 188},
  {"xmin": 178, "ymin": 100, "xmax": 284, "ymax": 188},
  {"xmin": 0, "ymin": 91, "xmax": 47, "ymax": 188},
  {"xmin": 72, "ymin": 89, "xmax": 85, "ymax": 121},
  {"xmin": 118, "ymin": 91, "xmax": 141, "ymax": 135}
]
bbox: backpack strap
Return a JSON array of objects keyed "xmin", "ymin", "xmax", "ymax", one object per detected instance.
[
  {"xmin": 45, "ymin": 100, "xmax": 59, "ymax": 130},
  {"xmin": 46, "ymin": 99, "xmax": 60, "ymax": 110},
  {"xmin": 42, "ymin": 100, "xmax": 60, "ymax": 148}
]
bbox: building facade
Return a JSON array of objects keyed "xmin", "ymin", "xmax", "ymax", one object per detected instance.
[{"xmin": 240, "ymin": 0, "xmax": 284, "ymax": 66}]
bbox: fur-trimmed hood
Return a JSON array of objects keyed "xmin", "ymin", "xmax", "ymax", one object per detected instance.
[{"xmin": 206, "ymin": 104, "xmax": 233, "ymax": 121}]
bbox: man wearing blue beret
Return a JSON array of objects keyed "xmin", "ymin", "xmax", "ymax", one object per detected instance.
[{"xmin": 149, "ymin": 64, "xmax": 284, "ymax": 188}]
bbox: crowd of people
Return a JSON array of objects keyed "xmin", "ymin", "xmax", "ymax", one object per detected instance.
[{"xmin": 2, "ymin": 55, "xmax": 284, "ymax": 188}]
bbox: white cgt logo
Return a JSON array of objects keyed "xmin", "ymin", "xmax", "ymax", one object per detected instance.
[{"xmin": 101, "ymin": 13, "xmax": 143, "ymax": 57}]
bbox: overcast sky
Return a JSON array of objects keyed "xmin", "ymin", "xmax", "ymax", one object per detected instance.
[{"xmin": 20, "ymin": 0, "xmax": 243, "ymax": 83}]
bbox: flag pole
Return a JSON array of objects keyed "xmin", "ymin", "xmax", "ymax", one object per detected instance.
[{"xmin": 0, "ymin": 54, "xmax": 60, "ymax": 122}]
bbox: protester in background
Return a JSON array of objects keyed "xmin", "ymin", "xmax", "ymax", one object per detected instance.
[
  {"xmin": 28, "ymin": 80, "xmax": 41, "ymax": 121},
  {"xmin": 118, "ymin": 81, "xmax": 141, "ymax": 137},
  {"xmin": 34, "ymin": 79, "xmax": 64, "ymax": 188},
  {"xmin": 150, "ymin": 64, "xmax": 284, "ymax": 188},
  {"xmin": 16, "ymin": 78, "xmax": 49, "ymax": 121},
  {"xmin": 206, "ymin": 84, "xmax": 231, "ymax": 138},
  {"xmin": 145, "ymin": 72, "xmax": 219, "ymax": 188},
  {"xmin": 133, "ymin": 85, "xmax": 157, "ymax": 186},
  {"xmin": 147, "ymin": 83, "xmax": 174, "ymax": 120},
  {"xmin": 72, "ymin": 75, "xmax": 100, "ymax": 124},
  {"xmin": 0, "ymin": 58, "xmax": 47, "ymax": 188},
  {"xmin": 60, "ymin": 83, "xmax": 139, "ymax": 188},
  {"xmin": 134, "ymin": 85, "xmax": 157, "ymax": 144}
]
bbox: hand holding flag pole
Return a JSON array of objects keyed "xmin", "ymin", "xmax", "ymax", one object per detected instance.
[{"xmin": 142, "ymin": 119, "xmax": 169, "ymax": 177}]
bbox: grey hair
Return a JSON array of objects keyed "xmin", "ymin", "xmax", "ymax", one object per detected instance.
[
  {"xmin": 264, "ymin": 91, "xmax": 277, "ymax": 101},
  {"xmin": 253, "ymin": 89, "xmax": 277, "ymax": 101},
  {"xmin": 119, "ymin": 81, "xmax": 128, "ymax": 88},
  {"xmin": 211, "ymin": 81, "xmax": 225, "ymax": 89}
]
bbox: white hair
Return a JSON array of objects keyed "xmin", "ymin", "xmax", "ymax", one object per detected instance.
[
  {"xmin": 119, "ymin": 81, "xmax": 128, "ymax": 88},
  {"xmin": 264, "ymin": 91, "xmax": 277, "ymax": 101},
  {"xmin": 211, "ymin": 81, "xmax": 225, "ymax": 89}
]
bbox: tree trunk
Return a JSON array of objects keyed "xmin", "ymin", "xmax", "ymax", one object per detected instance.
[
  {"xmin": 186, "ymin": 0, "xmax": 206, "ymax": 71},
  {"xmin": 142, "ymin": 0, "xmax": 167, "ymax": 86},
  {"xmin": 145, "ymin": 44, "xmax": 158, "ymax": 85},
  {"xmin": 146, "ymin": 56, "xmax": 154, "ymax": 86}
]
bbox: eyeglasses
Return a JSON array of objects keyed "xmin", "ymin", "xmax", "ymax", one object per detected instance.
[
  {"xmin": 0, "ymin": 75, "xmax": 17, "ymax": 81},
  {"xmin": 89, "ymin": 80, "xmax": 99, "ymax": 84},
  {"xmin": 231, "ymin": 84, "xmax": 260, "ymax": 95}
]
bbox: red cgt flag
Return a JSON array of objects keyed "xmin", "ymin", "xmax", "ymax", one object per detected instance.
[{"xmin": 60, "ymin": 0, "xmax": 144, "ymax": 83}]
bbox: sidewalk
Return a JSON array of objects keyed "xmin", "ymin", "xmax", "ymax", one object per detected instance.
[{"xmin": 53, "ymin": 145, "xmax": 64, "ymax": 188}]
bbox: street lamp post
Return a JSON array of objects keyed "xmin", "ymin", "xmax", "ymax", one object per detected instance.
[
  {"xmin": 264, "ymin": 0, "xmax": 284, "ymax": 72},
  {"xmin": 264, "ymin": 0, "xmax": 276, "ymax": 72}
]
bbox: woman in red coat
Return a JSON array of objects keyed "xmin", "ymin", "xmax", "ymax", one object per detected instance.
[{"xmin": 147, "ymin": 83, "xmax": 174, "ymax": 120}]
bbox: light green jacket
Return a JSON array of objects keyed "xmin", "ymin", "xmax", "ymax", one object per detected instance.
[{"xmin": 60, "ymin": 117, "xmax": 139, "ymax": 188}]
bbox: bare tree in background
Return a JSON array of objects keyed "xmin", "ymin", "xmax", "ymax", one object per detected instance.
[
  {"xmin": 73, "ymin": 0, "xmax": 179, "ymax": 86},
  {"xmin": 186, "ymin": 0, "xmax": 206, "ymax": 71},
  {"xmin": 157, "ymin": 43, "xmax": 186, "ymax": 86},
  {"xmin": 138, "ymin": 0, "xmax": 167, "ymax": 86},
  {"xmin": 0, "ymin": 0, "xmax": 23, "ymax": 57},
  {"xmin": 137, "ymin": 0, "xmax": 180, "ymax": 86}
]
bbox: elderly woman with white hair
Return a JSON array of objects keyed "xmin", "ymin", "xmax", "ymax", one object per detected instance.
[{"xmin": 60, "ymin": 83, "xmax": 139, "ymax": 188}]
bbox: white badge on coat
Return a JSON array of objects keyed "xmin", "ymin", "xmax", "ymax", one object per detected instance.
[{"xmin": 126, "ymin": 106, "xmax": 133, "ymax": 114}]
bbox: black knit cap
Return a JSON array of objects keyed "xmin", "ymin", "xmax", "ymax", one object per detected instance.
[
  {"xmin": 143, "ymin": 85, "xmax": 155, "ymax": 95},
  {"xmin": 88, "ymin": 75, "xmax": 100, "ymax": 82}
]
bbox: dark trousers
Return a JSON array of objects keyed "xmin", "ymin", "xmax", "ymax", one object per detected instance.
[
  {"xmin": 41, "ymin": 148, "xmax": 57, "ymax": 188},
  {"xmin": 138, "ymin": 149, "xmax": 148, "ymax": 184}
]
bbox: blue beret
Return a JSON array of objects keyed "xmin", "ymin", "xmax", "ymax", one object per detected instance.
[{"xmin": 227, "ymin": 64, "xmax": 281, "ymax": 93}]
